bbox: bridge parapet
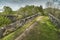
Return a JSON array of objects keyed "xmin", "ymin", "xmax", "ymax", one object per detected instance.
[{"xmin": 48, "ymin": 13, "xmax": 60, "ymax": 28}]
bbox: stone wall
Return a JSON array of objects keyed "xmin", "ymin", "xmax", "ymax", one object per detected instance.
[
  {"xmin": 48, "ymin": 13, "xmax": 60, "ymax": 28},
  {"xmin": 0, "ymin": 13, "xmax": 39, "ymax": 38}
]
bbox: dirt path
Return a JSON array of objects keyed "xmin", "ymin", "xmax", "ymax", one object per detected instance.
[
  {"xmin": 15, "ymin": 16, "xmax": 44, "ymax": 40},
  {"xmin": 15, "ymin": 22, "xmax": 38, "ymax": 40}
]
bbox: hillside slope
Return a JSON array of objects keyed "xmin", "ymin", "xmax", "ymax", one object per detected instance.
[{"xmin": 22, "ymin": 16, "xmax": 59, "ymax": 40}]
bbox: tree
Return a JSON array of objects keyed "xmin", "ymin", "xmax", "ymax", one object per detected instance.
[
  {"xmin": 39, "ymin": 5, "xmax": 44, "ymax": 15},
  {"xmin": 46, "ymin": 0, "xmax": 54, "ymax": 13},
  {"xmin": 46, "ymin": 1, "xmax": 53, "ymax": 8},
  {"xmin": 58, "ymin": 1, "xmax": 60, "ymax": 9},
  {"xmin": 3, "ymin": 6, "xmax": 12, "ymax": 15}
]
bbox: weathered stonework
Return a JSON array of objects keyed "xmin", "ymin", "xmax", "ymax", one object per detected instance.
[
  {"xmin": 0, "ymin": 13, "xmax": 39, "ymax": 38},
  {"xmin": 49, "ymin": 13, "xmax": 60, "ymax": 28}
]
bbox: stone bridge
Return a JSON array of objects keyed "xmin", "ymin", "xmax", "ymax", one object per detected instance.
[{"xmin": 0, "ymin": 13, "xmax": 39, "ymax": 38}]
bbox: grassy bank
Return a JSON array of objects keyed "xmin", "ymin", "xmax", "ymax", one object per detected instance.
[{"xmin": 23, "ymin": 16, "xmax": 59, "ymax": 40}]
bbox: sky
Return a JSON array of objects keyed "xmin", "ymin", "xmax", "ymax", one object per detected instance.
[{"xmin": 0, "ymin": 0, "xmax": 60, "ymax": 11}]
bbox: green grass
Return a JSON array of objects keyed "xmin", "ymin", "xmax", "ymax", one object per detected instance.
[
  {"xmin": 1, "ymin": 19, "xmax": 36, "ymax": 40},
  {"xmin": 23, "ymin": 16, "xmax": 59, "ymax": 40}
]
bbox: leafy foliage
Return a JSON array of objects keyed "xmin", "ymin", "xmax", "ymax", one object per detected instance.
[
  {"xmin": 0, "ymin": 16, "xmax": 11, "ymax": 27},
  {"xmin": 17, "ymin": 5, "xmax": 44, "ymax": 18},
  {"xmin": 44, "ymin": 8, "xmax": 60, "ymax": 19},
  {"xmin": 3, "ymin": 6, "xmax": 12, "ymax": 15}
]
